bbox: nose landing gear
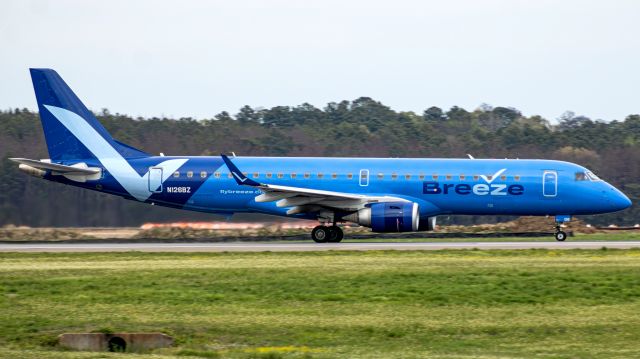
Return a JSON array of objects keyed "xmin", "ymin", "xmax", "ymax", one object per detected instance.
[
  {"xmin": 554, "ymin": 226, "xmax": 567, "ymax": 241},
  {"xmin": 553, "ymin": 215, "xmax": 571, "ymax": 241}
]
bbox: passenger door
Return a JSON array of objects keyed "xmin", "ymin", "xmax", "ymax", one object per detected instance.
[{"xmin": 543, "ymin": 170, "xmax": 557, "ymax": 197}]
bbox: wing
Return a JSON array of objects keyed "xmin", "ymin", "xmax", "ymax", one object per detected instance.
[{"xmin": 221, "ymin": 154, "xmax": 409, "ymax": 215}]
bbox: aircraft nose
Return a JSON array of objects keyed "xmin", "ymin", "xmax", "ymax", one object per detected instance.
[{"xmin": 608, "ymin": 186, "xmax": 632, "ymax": 211}]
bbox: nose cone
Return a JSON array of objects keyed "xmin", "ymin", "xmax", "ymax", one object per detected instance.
[{"xmin": 609, "ymin": 187, "xmax": 632, "ymax": 211}]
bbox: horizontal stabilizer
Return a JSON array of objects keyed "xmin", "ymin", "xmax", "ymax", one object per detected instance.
[{"xmin": 9, "ymin": 158, "xmax": 100, "ymax": 175}]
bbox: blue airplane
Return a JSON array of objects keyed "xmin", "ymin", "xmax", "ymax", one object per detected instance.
[{"xmin": 10, "ymin": 69, "xmax": 632, "ymax": 242}]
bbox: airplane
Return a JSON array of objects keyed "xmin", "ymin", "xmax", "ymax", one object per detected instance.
[{"xmin": 10, "ymin": 69, "xmax": 632, "ymax": 243}]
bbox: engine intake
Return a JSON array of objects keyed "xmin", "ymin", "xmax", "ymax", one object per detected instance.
[{"xmin": 343, "ymin": 202, "xmax": 420, "ymax": 232}]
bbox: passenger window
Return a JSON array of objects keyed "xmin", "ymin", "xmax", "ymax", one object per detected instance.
[
  {"xmin": 514, "ymin": 175, "xmax": 521, "ymax": 181},
  {"xmin": 214, "ymin": 172, "xmax": 221, "ymax": 179},
  {"xmin": 377, "ymin": 173, "xmax": 384, "ymax": 179},
  {"xmin": 227, "ymin": 173, "xmax": 233, "ymax": 178},
  {"xmin": 419, "ymin": 174, "xmax": 425, "ymax": 180},
  {"xmin": 277, "ymin": 173, "xmax": 284, "ymax": 179},
  {"xmin": 317, "ymin": 173, "xmax": 324, "ymax": 179},
  {"xmin": 405, "ymin": 174, "xmax": 411, "ymax": 180},
  {"xmin": 187, "ymin": 171, "xmax": 193, "ymax": 178},
  {"xmin": 201, "ymin": 171, "xmax": 208, "ymax": 178},
  {"xmin": 253, "ymin": 173, "xmax": 259, "ymax": 178},
  {"xmin": 291, "ymin": 173, "xmax": 297, "ymax": 179},
  {"xmin": 446, "ymin": 174, "xmax": 452, "ymax": 180},
  {"xmin": 459, "ymin": 174, "xmax": 465, "ymax": 180},
  {"xmin": 173, "ymin": 171, "xmax": 180, "ymax": 178},
  {"xmin": 473, "ymin": 175, "xmax": 479, "ymax": 181},
  {"xmin": 304, "ymin": 173, "xmax": 310, "ymax": 179},
  {"xmin": 331, "ymin": 173, "xmax": 337, "ymax": 179},
  {"xmin": 432, "ymin": 174, "xmax": 438, "ymax": 180},
  {"xmin": 266, "ymin": 173, "xmax": 273, "ymax": 179},
  {"xmin": 347, "ymin": 173, "xmax": 353, "ymax": 180},
  {"xmin": 391, "ymin": 173, "xmax": 398, "ymax": 180},
  {"xmin": 500, "ymin": 175, "xmax": 506, "ymax": 180}
]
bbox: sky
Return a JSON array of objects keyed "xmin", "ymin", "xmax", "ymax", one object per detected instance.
[{"xmin": 1, "ymin": 0, "xmax": 639, "ymax": 122}]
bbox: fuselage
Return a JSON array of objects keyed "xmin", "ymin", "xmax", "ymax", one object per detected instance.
[{"xmin": 44, "ymin": 156, "xmax": 632, "ymax": 220}]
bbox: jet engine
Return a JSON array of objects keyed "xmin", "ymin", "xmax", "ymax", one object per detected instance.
[
  {"xmin": 418, "ymin": 216, "xmax": 437, "ymax": 231},
  {"xmin": 342, "ymin": 202, "xmax": 420, "ymax": 232}
]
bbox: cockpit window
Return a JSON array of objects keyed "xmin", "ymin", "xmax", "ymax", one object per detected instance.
[
  {"xmin": 586, "ymin": 171, "xmax": 601, "ymax": 181},
  {"xmin": 575, "ymin": 171, "xmax": 601, "ymax": 181}
]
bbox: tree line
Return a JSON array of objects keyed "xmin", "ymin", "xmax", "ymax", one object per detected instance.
[{"xmin": 1, "ymin": 98, "xmax": 638, "ymax": 227}]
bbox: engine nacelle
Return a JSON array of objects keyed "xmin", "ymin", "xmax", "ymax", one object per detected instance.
[
  {"xmin": 343, "ymin": 202, "xmax": 420, "ymax": 232},
  {"xmin": 418, "ymin": 216, "xmax": 437, "ymax": 231}
]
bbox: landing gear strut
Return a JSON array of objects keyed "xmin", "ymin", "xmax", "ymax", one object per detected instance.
[{"xmin": 311, "ymin": 225, "xmax": 344, "ymax": 243}]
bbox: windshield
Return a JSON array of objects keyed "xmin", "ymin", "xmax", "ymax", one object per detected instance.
[
  {"xmin": 586, "ymin": 171, "xmax": 601, "ymax": 181},
  {"xmin": 575, "ymin": 170, "xmax": 601, "ymax": 181}
]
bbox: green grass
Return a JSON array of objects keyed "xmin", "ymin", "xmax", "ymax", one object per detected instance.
[{"xmin": 2, "ymin": 250, "xmax": 640, "ymax": 358}]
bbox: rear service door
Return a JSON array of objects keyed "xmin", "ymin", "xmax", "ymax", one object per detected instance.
[{"xmin": 148, "ymin": 167, "xmax": 163, "ymax": 193}]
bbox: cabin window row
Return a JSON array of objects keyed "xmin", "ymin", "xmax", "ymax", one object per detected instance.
[{"xmin": 171, "ymin": 171, "xmax": 522, "ymax": 181}]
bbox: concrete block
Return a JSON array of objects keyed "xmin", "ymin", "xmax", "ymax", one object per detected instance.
[{"xmin": 59, "ymin": 333, "xmax": 173, "ymax": 352}]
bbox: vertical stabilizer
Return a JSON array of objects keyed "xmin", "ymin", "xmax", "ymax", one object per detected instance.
[{"xmin": 30, "ymin": 68, "xmax": 148, "ymax": 160}]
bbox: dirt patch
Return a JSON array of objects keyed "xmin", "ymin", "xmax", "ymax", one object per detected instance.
[
  {"xmin": 133, "ymin": 225, "xmax": 370, "ymax": 240},
  {"xmin": 440, "ymin": 216, "xmax": 603, "ymax": 234},
  {"xmin": 0, "ymin": 226, "xmax": 94, "ymax": 241},
  {"xmin": 0, "ymin": 217, "xmax": 611, "ymax": 242}
]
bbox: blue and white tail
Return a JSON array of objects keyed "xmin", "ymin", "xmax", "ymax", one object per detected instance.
[{"xmin": 30, "ymin": 68, "xmax": 149, "ymax": 161}]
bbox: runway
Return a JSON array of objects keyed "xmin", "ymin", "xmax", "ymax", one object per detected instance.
[{"xmin": 1, "ymin": 241, "xmax": 640, "ymax": 252}]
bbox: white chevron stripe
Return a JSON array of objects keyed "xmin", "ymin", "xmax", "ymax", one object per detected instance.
[{"xmin": 44, "ymin": 105, "xmax": 187, "ymax": 201}]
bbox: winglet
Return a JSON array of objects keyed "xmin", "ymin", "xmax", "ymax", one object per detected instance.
[{"xmin": 221, "ymin": 154, "xmax": 261, "ymax": 186}]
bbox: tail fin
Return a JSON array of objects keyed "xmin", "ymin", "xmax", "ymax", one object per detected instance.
[{"xmin": 30, "ymin": 68, "xmax": 149, "ymax": 161}]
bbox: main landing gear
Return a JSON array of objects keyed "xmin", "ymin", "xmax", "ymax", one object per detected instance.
[{"xmin": 311, "ymin": 225, "xmax": 344, "ymax": 243}]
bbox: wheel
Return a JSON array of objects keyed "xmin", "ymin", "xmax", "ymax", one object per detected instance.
[
  {"xmin": 311, "ymin": 226, "xmax": 329, "ymax": 243},
  {"xmin": 327, "ymin": 226, "xmax": 344, "ymax": 243},
  {"xmin": 555, "ymin": 231, "xmax": 567, "ymax": 241}
]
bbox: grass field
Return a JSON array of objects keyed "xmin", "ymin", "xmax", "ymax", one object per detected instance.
[{"xmin": 2, "ymin": 250, "xmax": 640, "ymax": 358}]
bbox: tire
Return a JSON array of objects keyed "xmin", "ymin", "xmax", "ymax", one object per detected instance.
[
  {"xmin": 327, "ymin": 226, "xmax": 344, "ymax": 243},
  {"xmin": 555, "ymin": 231, "xmax": 567, "ymax": 242},
  {"xmin": 311, "ymin": 226, "xmax": 329, "ymax": 243}
]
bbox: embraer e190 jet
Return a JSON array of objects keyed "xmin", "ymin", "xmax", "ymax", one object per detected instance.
[{"xmin": 10, "ymin": 69, "xmax": 632, "ymax": 242}]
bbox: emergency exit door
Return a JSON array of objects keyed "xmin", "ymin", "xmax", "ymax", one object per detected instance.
[{"xmin": 359, "ymin": 169, "xmax": 369, "ymax": 186}]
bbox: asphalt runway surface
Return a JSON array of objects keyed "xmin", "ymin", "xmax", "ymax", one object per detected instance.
[{"xmin": 1, "ymin": 241, "xmax": 640, "ymax": 252}]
